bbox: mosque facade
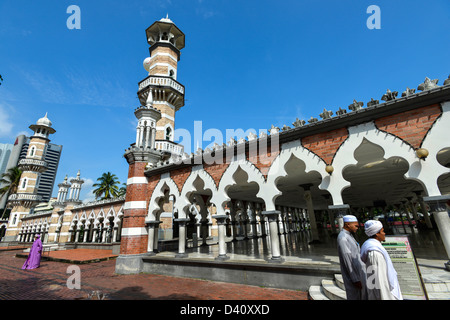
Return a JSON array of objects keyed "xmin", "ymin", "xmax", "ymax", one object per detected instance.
[
  {"xmin": 1, "ymin": 16, "xmax": 449, "ymax": 277},
  {"xmin": 115, "ymin": 16, "xmax": 450, "ymax": 274}
]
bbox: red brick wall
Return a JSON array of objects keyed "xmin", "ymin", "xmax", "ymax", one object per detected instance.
[
  {"xmin": 374, "ymin": 104, "xmax": 442, "ymax": 149},
  {"xmin": 302, "ymin": 128, "xmax": 349, "ymax": 165},
  {"xmin": 204, "ymin": 162, "xmax": 230, "ymax": 188},
  {"xmin": 170, "ymin": 167, "xmax": 192, "ymax": 193},
  {"xmin": 247, "ymin": 149, "xmax": 280, "ymax": 178}
]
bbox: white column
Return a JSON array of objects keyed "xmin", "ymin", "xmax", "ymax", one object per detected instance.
[
  {"xmin": 145, "ymin": 126, "xmax": 151, "ymax": 148},
  {"xmin": 303, "ymin": 188, "xmax": 320, "ymax": 242},
  {"xmin": 136, "ymin": 126, "xmax": 141, "ymax": 147},
  {"xmin": 213, "ymin": 215, "xmax": 229, "ymax": 260},
  {"xmin": 151, "ymin": 127, "xmax": 156, "ymax": 148},
  {"xmin": 175, "ymin": 218, "xmax": 189, "ymax": 258},
  {"xmin": 423, "ymin": 195, "xmax": 450, "ymax": 270},
  {"xmin": 262, "ymin": 211, "xmax": 283, "ymax": 263}
]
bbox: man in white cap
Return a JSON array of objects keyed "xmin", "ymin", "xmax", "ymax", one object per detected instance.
[
  {"xmin": 360, "ymin": 220, "xmax": 403, "ymax": 300},
  {"xmin": 337, "ymin": 215, "xmax": 367, "ymax": 300}
]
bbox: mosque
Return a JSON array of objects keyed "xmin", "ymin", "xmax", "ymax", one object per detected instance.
[
  {"xmin": 1, "ymin": 16, "xmax": 449, "ymax": 294},
  {"xmin": 116, "ymin": 15, "xmax": 450, "ymax": 272}
]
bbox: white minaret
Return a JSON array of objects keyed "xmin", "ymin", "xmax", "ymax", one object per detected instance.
[
  {"xmin": 56, "ymin": 175, "xmax": 71, "ymax": 203},
  {"xmin": 68, "ymin": 170, "xmax": 84, "ymax": 202}
]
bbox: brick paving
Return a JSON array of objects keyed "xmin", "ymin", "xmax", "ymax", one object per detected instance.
[{"xmin": 0, "ymin": 250, "xmax": 308, "ymax": 301}]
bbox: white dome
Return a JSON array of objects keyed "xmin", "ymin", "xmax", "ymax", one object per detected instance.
[
  {"xmin": 36, "ymin": 112, "xmax": 52, "ymax": 127},
  {"xmin": 143, "ymin": 57, "xmax": 151, "ymax": 72},
  {"xmin": 160, "ymin": 14, "xmax": 173, "ymax": 23}
]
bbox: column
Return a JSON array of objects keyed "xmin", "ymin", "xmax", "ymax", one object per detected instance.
[
  {"xmin": 175, "ymin": 218, "xmax": 189, "ymax": 258},
  {"xmin": 248, "ymin": 203, "xmax": 258, "ymax": 238},
  {"xmin": 423, "ymin": 195, "xmax": 450, "ymax": 271},
  {"xmin": 302, "ymin": 184, "xmax": 320, "ymax": 242},
  {"xmin": 401, "ymin": 201, "xmax": 413, "ymax": 227},
  {"xmin": 415, "ymin": 191, "xmax": 433, "ymax": 229},
  {"xmin": 262, "ymin": 211, "xmax": 284, "ymax": 263},
  {"xmin": 151, "ymin": 127, "xmax": 156, "ymax": 149},
  {"xmin": 407, "ymin": 197, "xmax": 420, "ymax": 223},
  {"xmin": 83, "ymin": 226, "xmax": 89, "ymax": 242},
  {"xmin": 145, "ymin": 125, "xmax": 151, "ymax": 148},
  {"xmin": 146, "ymin": 221, "xmax": 159, "ymax": 255},
  {"xmin": 328, "ymin": 204, "xmax": 350, "ymax": 233},
  {"xmin": 135, "ymin": 126, "xmax": 142, "ymax": 147},
  {"xmin": 213, "ymin": 215, "xmax": 230, "ymax": 261}
]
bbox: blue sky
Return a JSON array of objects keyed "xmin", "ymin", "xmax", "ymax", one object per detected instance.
[{"xmin": 1, "ymin": 0, "xmax": 449, "ymax": 202}]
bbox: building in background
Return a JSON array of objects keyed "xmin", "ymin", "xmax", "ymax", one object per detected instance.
[
  {"xmin": 0, "ymin": 143, "xmax": 13, "ymax": 176},
  {"xmin": 18, "ymin": 138, "xmax": 62, "ymax": 203},
  {"xmin": 0, "ymin": 135, "xmax": 62, "ymax": 210}
]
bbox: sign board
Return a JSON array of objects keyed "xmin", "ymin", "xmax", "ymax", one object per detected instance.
[{"xmin": 382, "ymin": 236, "xmax": 428, "ymax": 300}]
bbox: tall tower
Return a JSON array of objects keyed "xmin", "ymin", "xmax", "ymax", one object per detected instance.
[
  {"xmin": 4, "ymin": 113, "xmax": 55, "ymax": 241},
  {"xmin": 139, "ymin": 15, "xmax": 185, "ymax": 155},
  {"xmin": 117, "ymin": 16, "xmax": 186, "ymax": 274}
]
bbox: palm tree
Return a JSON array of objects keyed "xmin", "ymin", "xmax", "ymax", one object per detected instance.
[
  {"xmin": 0, "ymin": 166, "xmax": 22, "ymax": 219},
  {"xmin": 118, "ymin": 183, "xmax": 127, "ymax": 197},
  {"xmin": 92, "ymin": 172, "xmax": 121, "ymax": 200}
]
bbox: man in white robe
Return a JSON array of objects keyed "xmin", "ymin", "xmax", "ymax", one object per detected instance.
[
  {"xmin": 361, "ymin": 220, "xmax": 403, "ymax": 300},
  {"xmin": 337, "ymin": 215, "xmax": 367, "ymax": 300}
]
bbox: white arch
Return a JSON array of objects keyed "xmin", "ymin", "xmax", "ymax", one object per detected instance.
[
  {"xmin": 320, "ymin": 121, "xmax": 419, "ymax": 205},
  {"xmin": 215, "ymin": 159, "xmax": 266, "ymax": 215},
  {"xmin": 147, "ymin": 174, "xmax": 180, "ymax": 220},
  {"xmin": 265, "ymin": 139, "xmax": 327, "ymax": 210},
  {"xmin": 418, "ymin": 101, "xmax": 450, "ymax": 196},
  {"xmin": 177, "ymin": 165, "xmax": 217, "ymax": 218}
]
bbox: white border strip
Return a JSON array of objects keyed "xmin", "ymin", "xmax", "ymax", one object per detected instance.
[
  {"xmin": 127, "ymin": 177, "xmax": 148, "ymax": 185},
  {"xmin": 124, "ymin": 201, "xmax": 147, "ymax": 210},
  {"xmin": 121, "ymin": 227, "xmax": 148, "ymax": 236}
]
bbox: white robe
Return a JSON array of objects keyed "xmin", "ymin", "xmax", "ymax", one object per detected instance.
[
  {"xmin": 361, "ymin": 239, "xmax": 403, "ymax": 300},
  {"xmin": 337, "ymin": 230, "xmax": 367, "ymax": 300}
]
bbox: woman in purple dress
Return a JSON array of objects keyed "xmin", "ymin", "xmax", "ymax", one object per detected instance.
[{"xmin": 22, "ymin": 235, "xmax": 43, "ymax": 270}]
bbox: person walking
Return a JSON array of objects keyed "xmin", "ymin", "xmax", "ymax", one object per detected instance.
[
  {"xmin": 22, "ymin": 234, "xmax": 43, "ymax": 270},
  {"xmin": 337, "ymin": 215, "xmax": 367, "ymax": 300},
  {"xmin": 360, "ymin": 220, "xmax": 403, "ymax": 300}
]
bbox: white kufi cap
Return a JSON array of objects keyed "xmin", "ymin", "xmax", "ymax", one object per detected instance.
[
  {"xmin": 343, "ymin": 215, "xmax": 358, "ymax": 222},
  {"xmin": 364, "ymin": 220, "xmax": 383, "ymax": 237}
]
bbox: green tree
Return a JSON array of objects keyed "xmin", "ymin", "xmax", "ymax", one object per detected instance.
[
  {"xmin": 92, "ymin": 172, "xmax": 121, "ymax": 200},
  {"xmin": 0, "ymin": 74, "xmax": 3, "ymax": 86},
  {"xmin": 118, "ymin": 182, "xmax": 127, "ymax": 197},
  {"xmin": 0, "ymin": 167, "xmax": 22, "ymax": 219}
]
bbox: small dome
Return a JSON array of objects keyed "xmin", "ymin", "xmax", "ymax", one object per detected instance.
[
  {"xmin": 160, "ymin": 14, "xmax": 173, "ymax": 23},
  {"xmin": 36, "ymin": 112, "xmax": 52, "ymax": 127},
  {"xmin": 143, "ymin": 57, "xmax": 151, "ymax": 72}
]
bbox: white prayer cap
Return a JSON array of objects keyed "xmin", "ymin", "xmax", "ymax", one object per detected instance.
[
  {"xmin": 343, "ymin": 215, "xmax": 358, "ymax": 222},
  {"xmin": 364, "ymin": 220, "xmax": 383, "ymax": 237}
]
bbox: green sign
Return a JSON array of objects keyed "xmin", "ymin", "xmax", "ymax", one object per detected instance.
[{"xmin": 382, "ymin": 236, "xmax": 428, "ymax": 300}]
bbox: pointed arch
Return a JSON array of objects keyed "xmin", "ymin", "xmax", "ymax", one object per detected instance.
[
  {"xmin": 214, "ymin": 159, "xmax": 266, "ymax": 214},
  {"xmin": 147, "ymin": 174, "xmax": 180, "ymax": 220},
  {"xmin": 177, "ymin": 165, "xmax": 217, "ymax": 218},
  {"xmin": 265, "ymin": 139, "xmax": 327, "ymax": 210},
  {"xmin": 321, "ymin": 121, "xmax": 419, "ymax": 204}
]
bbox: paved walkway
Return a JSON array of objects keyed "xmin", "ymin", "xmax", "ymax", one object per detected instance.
[
  {"xmin": 0, "ymin": 250, "xmax": 308, "ymax": 300},
  {"xmin": 1, "ymin": 225, "xmax": 449, "ymax": 302}
]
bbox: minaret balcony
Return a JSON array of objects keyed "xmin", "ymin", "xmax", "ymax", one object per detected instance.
[
  {"xmin": 138, "ymin": 75, "xmax": 185, "ymax": 95},
  {"xmin": 155, "ymin": 140, "xmax": 184, "ymax": 156},
  {"xmin": 8, "ymin": 193, "xmax": 43, "ymax": 208},
  {"xmin": 18, "ymin": 158, "xmax": 48, "ymax": 172}
]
